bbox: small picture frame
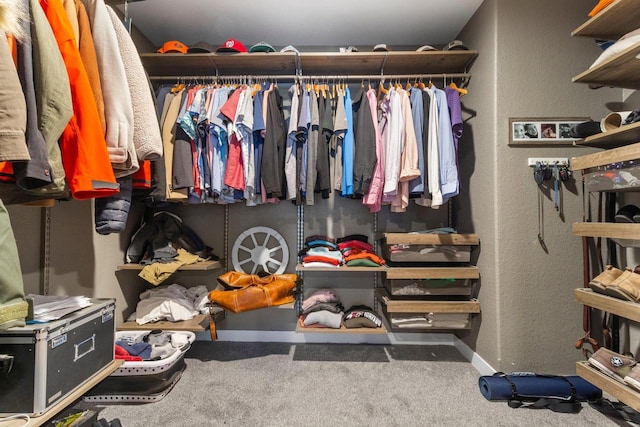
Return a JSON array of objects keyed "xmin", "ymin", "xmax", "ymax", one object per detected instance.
[{"xmin": 509, "ymin": 117, "xmax": 590, "ymax": 146}]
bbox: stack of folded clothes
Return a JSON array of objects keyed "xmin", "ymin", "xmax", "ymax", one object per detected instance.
[
  {"xmin": 337, "ymin": 234, "xmax": 386, "ymax": 267},
  {"xmin": 299, "ymin": 235, "xmax": 344, "ymax": 267},
  {"xmin": 299, "ymin": 289, "xmax": 344, "ymax": 329},
  {"xmin": 343, "ymin": 305, "xmax": 383, "ymax": 329}
]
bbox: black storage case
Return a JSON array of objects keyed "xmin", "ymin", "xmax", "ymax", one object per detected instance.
[{"xmin": 0, "ymin": 299, "xmax": 115, "ymax": 415}]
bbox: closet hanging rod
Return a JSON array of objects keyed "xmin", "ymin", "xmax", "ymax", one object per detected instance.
[{"xmin": 148, "ymin": 73, "xmax": 471, "ymax": 82}]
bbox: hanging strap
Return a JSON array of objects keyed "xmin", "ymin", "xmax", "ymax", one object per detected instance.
[
  {"xmin": 574, "ymin": 176, "xmax": 600, "ymax": 358},
  {"xmin": 208, "ymin": 305, "xmax": 218, "ymax": 341},
  {"xmin": 494, "ymin": 372, "xmax": 582, "ymax": 413},
  {"xmin": 553, "ymin": 162, "xmax": 559, "ymax": 211}
]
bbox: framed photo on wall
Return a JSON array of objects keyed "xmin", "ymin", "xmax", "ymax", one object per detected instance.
[{"xmin": 509, "ymin": 117, "xmax": 589, "ymax": 146}]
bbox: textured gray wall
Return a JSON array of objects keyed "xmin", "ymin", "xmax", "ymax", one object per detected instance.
[{"xmin": 456, "ymin": 0, "xmax": 621, "ymax": 373}]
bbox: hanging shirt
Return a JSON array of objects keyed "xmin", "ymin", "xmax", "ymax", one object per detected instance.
[
  {"xmin": 262, "ymin": 88, "xmax": 287, "ymax": 199},
  {"xmin": 390, "ymin": 88, "xmax": 420, "ymax": 213},
  {"xmin": 408, "ymin": 87, "xmax": 425, "ymax": 194},
  {"xmin": 253, "ymin": 88, "xmax": 266, "ymax": 195},
  {"xmin": 222, "ymin": 88, "xmax": 245, "ymax": 191},
  {"xmin": 208, "ymin": 88, "xmax": 229, "ymax": 200},
  {"xmin": 362, "ymin": 88, "xmax": 384, "ymax": 213},
  {"xmin": 285, "ymin": 85, "xmax": 300, "ymax": 200},
  {"xmin": 296, "ymin": 87, "xmax": 311, "ymax": 204},
  {"xmin": 341, "ymin": 87, "xmax": 355, "ymax": 197},
  {"xmin": 382, "ymin": 88, "xmax": 403, "ymax": 200},
  {"xmin": 315, "ymin": 91, "xmax": 333, "ymax": 198},
  {"xmin": 306, "ymin": 89, "xmax": 320, "ymax": 205},
  {"xmin": 415, "ymin": 87, "xmax": 442, "ymax": 208},
  {"xmin": 172, "ymin": 94, "xmax": 194, "ymax": 192},
  {"xmin": 445, "ymin": 86, "xmax": 464, "ymax": 153},
  {"xmin": 235, "ymin": 88, "xmax": 256, "ymax": 205},
  {"xmin": 352, "ymin": 87, "xmax": 377, "ymax": 197},
  {"xmin": 434, "ymin": 87, "xmax": 459, "ymax": 202},
  {"xmin": 333, "ymin": 88, "xmax": 346, "ymax": 193}
]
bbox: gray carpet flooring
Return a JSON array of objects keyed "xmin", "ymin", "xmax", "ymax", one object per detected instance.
[{"xmin": 78, "ymin": 342, "xmax": 639, "ymax": 426}]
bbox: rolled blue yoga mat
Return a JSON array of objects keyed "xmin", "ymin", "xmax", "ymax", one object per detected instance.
[{"xmin": 479, "ymin": 372, "xmax": 602, "ymax": 401}]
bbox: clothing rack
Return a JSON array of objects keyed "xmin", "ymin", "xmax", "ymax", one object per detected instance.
[{"xmin": 149, "ymin": 73, "xmax": 471, "ymax": 86}]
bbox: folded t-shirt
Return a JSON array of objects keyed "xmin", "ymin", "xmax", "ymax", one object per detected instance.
[
  {"xmin": 302, "ymin": 289, "xmax": 339, "ymax": 311},
  {"xmin": 343, "ymin": 305, "xmax": 382, "ymax": 328},
  {"xmin": 303, "ymin": 310, "xmax": 343, "ymax": 329},
  {"xmin": 302, "ymin": 301, "xmax": 345, "ymax": 315}
]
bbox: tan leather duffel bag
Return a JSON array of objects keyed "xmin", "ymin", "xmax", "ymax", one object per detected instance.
[{"xmin": 208, "ymin": 271, "xmax": 299, "ymax": 313}]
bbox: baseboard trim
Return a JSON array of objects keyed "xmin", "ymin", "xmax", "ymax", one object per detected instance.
[
  {"xmin": 453, "ymin": 336, "xmax": 495, "ymax": 375},
  {"xmin": 195, "ymin": 330, "xmax": 495, "ymax": 375},
  {"xmin": 197, "ymin": 329, "xmax": 456, "ymax": 345}
]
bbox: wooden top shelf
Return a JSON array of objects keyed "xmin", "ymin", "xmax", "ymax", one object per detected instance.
[
  {"xmin": 571, "ymin": 140, "xmax": 640, "ymax": 171},
  {"xmin": 574, "ymin": 121, "xmax": 640, "ymax": 150},
  {"xmin": 574, "ymin": 288, "xmax": 640, "ymax": 322},
  {"xmin": 140, "ymin": 50, "xmax": 478, "ymax": 78},
  {"xmin": 571, "ymin": 0, "xmax": 640, "ymax": 40},
  {"xmin": 117, "ymin": 259, "xmax": 223, "ymax": 271},
  {"xmin": 572, "ymin": 42, "xmax": 640, "ymax": 90}
]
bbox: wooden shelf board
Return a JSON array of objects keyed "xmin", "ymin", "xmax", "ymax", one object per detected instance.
[
  {"xmin": 571, "ymin": 141, "xmax": 640, "ymax": 171},
  {"xmin": 572, "ymin": 222, "xmax": 640, "ymax": 241},
  {"xmin": 572, "ymin": 43, "xmax": 640, "ymax": 91},
  {"xmin": 376, "ymin": 289, "xmax": 480, "ymax": 313},
  {"xmin": 141, "ymin": 52, "xmax": 298, "ymax": 77},
  {"xmin": 141, "ymin": 50, "xmax": 477, "ymax": 79},
  {"xmin": 384, "ymin": 266, "xmax": 480, "ymax": 280},
  {"xmin": 118, "ymin": 314, "xmax": 209, "ymax": 331},
  {"xmin": 376, "ymin": 233, "xmax": 479, "ymax": 245},
  {"xmin": 117, "ymin": 259, "xmax": 223, "ymax": 271},
  {"xmin": 296, "ymin": 323, "xmax": 387, "ymax": 334},
  {"xmin": 299, "ymin": 51, "xmax": 477, "ymax": 75},
  {"xmin": 0, "ymin": 360, "xmax": 124, "ymax": 427},
  {"xmin": 576, "ymin": 361, "xmax": 640, "ymax": 413},
  {"xmin": 574, "ymin": 122, "xmax": 640, "ymax": 150},
  {"xmin": 574, "ymin": 288, "xmax": 640, "ymax": 323},
  {"xmin": 571, "ymin": 0, "xmax": 640, "ymax": 40}
]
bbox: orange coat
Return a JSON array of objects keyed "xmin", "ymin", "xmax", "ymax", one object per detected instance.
[
  {"xmin": 39, "ymin": 0, "xmax": 118, "ymax": 199},
  {"xmin": 75, "ymin": 0, "xmax": 106, "ymax": 135}
]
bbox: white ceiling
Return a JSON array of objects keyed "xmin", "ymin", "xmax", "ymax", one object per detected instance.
[{"xmin": 116, "ymin": 0, "xmax": 484, "ymax": 51}]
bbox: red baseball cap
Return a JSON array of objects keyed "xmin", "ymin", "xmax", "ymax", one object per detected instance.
[
  {"xmin": 157, "ymin": 40, "xmax": 188, "ymax": 54},
  {"xmin": 217, "ymin": 38, "xmax": 248, "ymax": 53}
]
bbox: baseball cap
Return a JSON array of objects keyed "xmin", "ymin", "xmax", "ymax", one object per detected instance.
[
  {"xmin": 373, "ymin": 44, "xmax": 391, "ymax": 52},
  {"xmin": 280, "ymin": 45, "xmax": 300, "ymax": 54},
  {"xmin": 443, "ymin": 40, "xmax": 469, "ymax": 51},
  {"xmin": 250, "ymin": 42, "xmax": 276, "ymax": 53},
  {"xmin": 157, "ymin": 40, "xmax": 188, "ymax": 54},
  {"xmin": 188, "ymin": 41, "xmax": 217, "ymax": 53},
  {"xmin": 217, "ymin": 38, "xmax": 248, "ymax": 53},
  {"xmin": 416, "ymin": 44, "xmax": 437, "ymax": 52}
]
